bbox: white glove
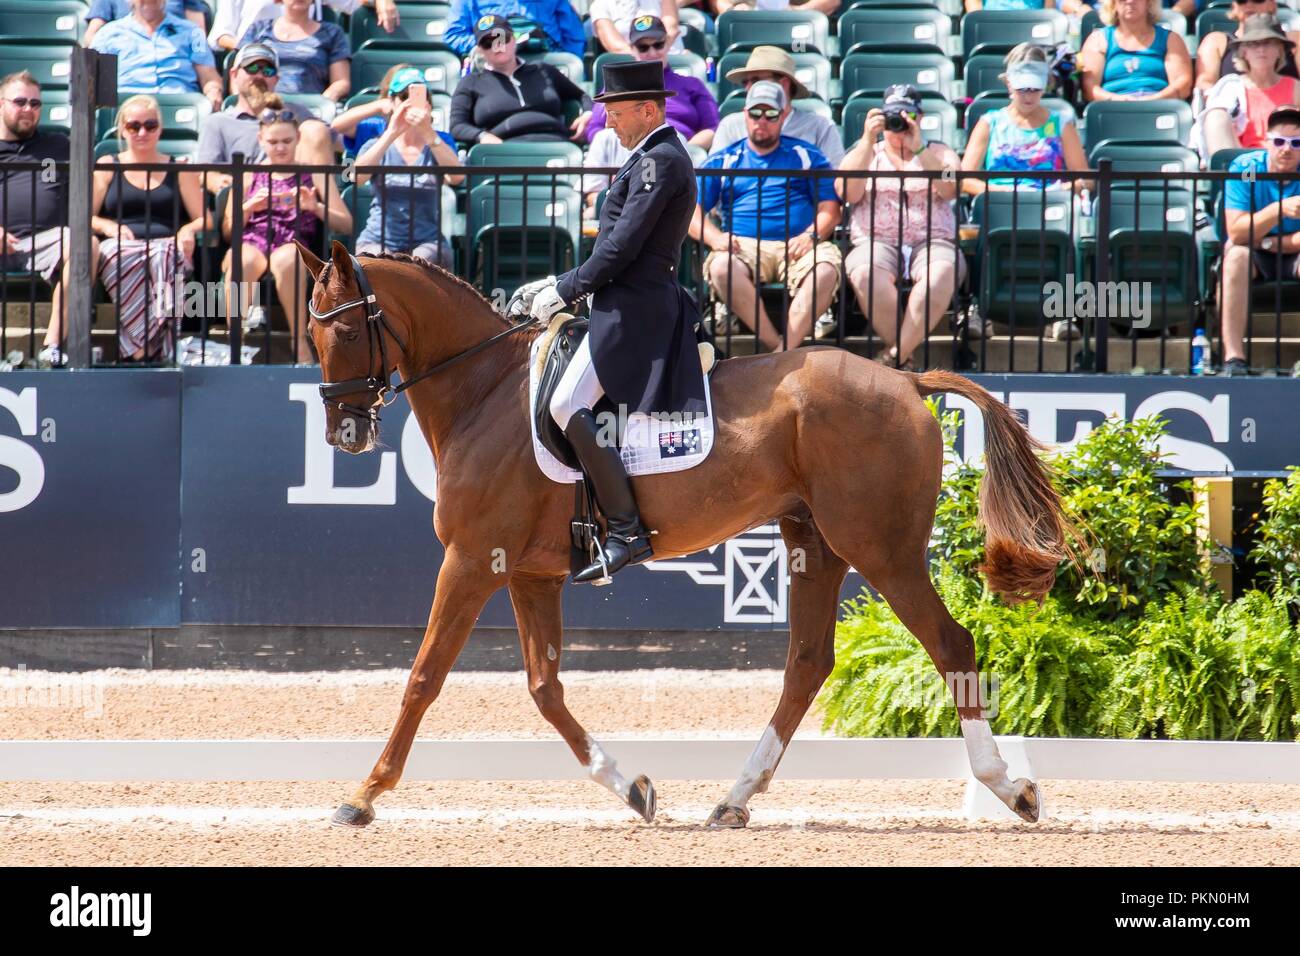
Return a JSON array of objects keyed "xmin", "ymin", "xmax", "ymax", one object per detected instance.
[
  {"xmin": 506, "ymin": 276, "xmax": 556, "ymax": 318},
  {"xmin": 530, "ymin": 286, "xmax": 566, "ymax": 322}
]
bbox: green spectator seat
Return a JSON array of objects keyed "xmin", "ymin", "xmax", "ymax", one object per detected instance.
[
  {"xmin": 960, "ymin": 9, "xmax": 1069, "ymax": 60},
  {"xmin": 962, "ymin": 52, "xmax": 1011, "ymax": 100},
  {"xmin": 593, "ymin": 51, "xmax": 708, "ymax": 86},
  {"xmin": 35, "ymin": 88, "xmax": 72, "ymax": 135},
  {"xmin": 0, "ymin": 41, "xmax": 75, "ymax": 88},
  {"xmin": 716, "ymin": 50, "xmax": 832, "ymax": 100},
  {"xmin": 0, "ymin": 0, "xmax": 85, "ymax": 43},
  {"xmin": 677, "ymin": 7, "xmax": 714, "ymax": 58},
  {"xmin": 1196, "ymin": 7, "xmax": 1235, "ymax": 44},
  {"xmin": 837, "ymin": 8, "xmax": 951, "ymax": 56},
  {"xmin": 466, "ymin": 141, "xmax": 583, "ymax": 187},
  {"xmin": 350, "ymin": 2, "xmax": 450, "ymax": 47},
  {"xmin": 520, "ymin": 50, "xmax": 586, "ymax": 84},
  {"xmin": 715, "ymin": 10, "xmax": 830, "ymax": 55},
  {"xmin": 845, "ymin": 0, "xmax": 963, "ymax": 12},
  {"xmin": 1105, "ymin": 187, "xmax": 1199, "ymax": 330},
  {"xmin": 1082, "ymin": 99, "xmax": 1194, "ymax": 160},
  {"xmin": 467, "ymin": 181, "xmax": 580, "ymax": 296},
  {"xmin": 351, "ymin": 41, "xmax": 462, "ymax": 96},
  {"xmin": 839, "ymin": 50, "xmax": 955, "ymax": 99},
  {"xmin": 94, "ymin": 137, "xmax": 197, "ymax": 159},
  {"xmin": 96, "ymin": 93, "xmax": 212, "ymax": 141},
  {"xmin": 1205, "ymin": 146, "xmax": 1252, "ymax": 219},
  {"xmin": 1080, "ymin": 9, "xmax": 1187, "ymax": 46},
  {"xmin": 1089, "ymin": 142, "xmax": 1199, "ymax": 191},
  {"xmin": 971, "ymin": 190, "xmax": 1076, "ymax": 327},
  {"xmin": 841, "ymin": 90, "xmax": 957, "ymax": 148}
]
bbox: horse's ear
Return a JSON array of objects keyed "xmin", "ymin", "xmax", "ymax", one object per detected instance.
[
  {"xmin": 295, "ymin": 240, "xmax": 326, "ymax": 280},
  {"xmin": 329, "ymin": 240, "xmax": 355, "ymax": 286}
]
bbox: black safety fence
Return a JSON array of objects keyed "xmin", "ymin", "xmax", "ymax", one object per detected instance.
[{"xmin": 2, "ymin": 159, "xmax": 1298, "ymax": 376}]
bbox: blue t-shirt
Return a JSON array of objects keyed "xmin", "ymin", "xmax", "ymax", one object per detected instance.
[
  {"xmin": 91, "ymin": 13, "xmax": 215, "ymax": 94},
  {"xmin": 697, "ymin": 135, "xmax": 838, "ymax": 240},
  {"xmin": 86, "ymin": 0, "xmax": 205, "ymax": 21},
  {"xmin": 345, "ymin": 116, "xmax": 387, "ymax": 155},
  {"xmin": 355, "ymin": 132, "xmax": 457, "ymax": 250},
  {"xmin": 239, "ymin": 19, "xmax": 351, "ymax": 95},
  {"xmin": 1225, "ymin": 150, "xmax": 1300, "ymax": 237},
  {"xmin": 444, "ymin": 0, "xmax": 585, "ymax": 59}
]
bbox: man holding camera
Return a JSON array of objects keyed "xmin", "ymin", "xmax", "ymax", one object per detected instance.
[
  {"xmin": 836, "ymin": 84, "xmax": 963, "ymax": 369},
  {"xmin": 692, "ymin": 81, "xmax": 842, "ymax": 352}
]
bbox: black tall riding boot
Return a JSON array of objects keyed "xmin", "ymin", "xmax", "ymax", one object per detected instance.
[{"xmin": 564, "ymin": 408, "xmax": 653, "ymax": 584}]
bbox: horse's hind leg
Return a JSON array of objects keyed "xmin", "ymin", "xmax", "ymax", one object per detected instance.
[
  {"xmin": 509, "ymin": 573, "xmax": 656, "ymax": 822},
  {"xmin": 869, "ymin": 561, "xmax": 1040, "ymax": 823},
  {"xmin": 332, "ymin": 553, "xmax": 499, "ymax": 828},
  {"xmin": 707, "ymin": 513, "xmax": 848, "ymax": 828}
]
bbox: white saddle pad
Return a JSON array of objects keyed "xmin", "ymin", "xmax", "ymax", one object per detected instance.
[{"xmin": 528, "ymin": 333, "xmax": 716, "ymax": 484}]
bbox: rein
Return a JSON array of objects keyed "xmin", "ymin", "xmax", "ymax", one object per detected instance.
[{"xmin": 310, "ymin": 254, "xmax": 536, "ymax": 421}]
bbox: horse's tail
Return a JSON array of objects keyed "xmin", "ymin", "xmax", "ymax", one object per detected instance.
[{"xmin": 911, "ymin": 370, "xmax": 1075, "ymax": 604}]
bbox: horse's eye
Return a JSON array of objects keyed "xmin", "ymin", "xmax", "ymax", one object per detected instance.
[{"xmin": 341, "ymin": 325, "xmax": 360, "ymax": 342}]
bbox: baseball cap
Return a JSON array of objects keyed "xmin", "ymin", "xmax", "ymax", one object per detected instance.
[
  {"xmin": 1007, "ymin": 60, "xmax": 1048, "ymax": 92},
  {"xmin": 882, "ymin": 84, "xmax": 923, "ymax": 114},
  {"xmin": 629, "ymin": 14, "xmax": 668, "ymax": 44},
  {"xmin": 1268, "ymin": 106, "xmax": 1300, "ymax": 130},
  {"xmin": 235, "ymin": 42, "xmax": 279, "ymax": 71},
  {"xmin": 473, "ymin": 13, "xmax": 511, "ymax": 42},
  {"xmin": 745, "ymin": 80, "xmax": 787, "ymax": 112},
  {"xmin": 387, "ymin": 67, "xmax": 426, "ymax": 96}
]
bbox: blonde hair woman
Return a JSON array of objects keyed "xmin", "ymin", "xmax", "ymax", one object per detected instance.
[
  {"xmin": 1080, "ymin": 0, "xmax": 1192, "ymax": 101},
  {"xmin": 89, "ymin": 94, "xmax": 207, "ymax": 362},
  {"xmin": 1196, "ymin": 0, "xmax": 1300, "ymax": 93}
]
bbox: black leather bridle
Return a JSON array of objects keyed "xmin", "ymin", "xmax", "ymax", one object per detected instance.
[{"xmin": 309, "ymin": 254, "xmax": 536, "ymax": 422}]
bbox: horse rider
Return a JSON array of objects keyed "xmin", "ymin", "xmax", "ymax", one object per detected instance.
[{"xmin": 515, "ymin": 60, "xmax": 707, "ymax": 583}]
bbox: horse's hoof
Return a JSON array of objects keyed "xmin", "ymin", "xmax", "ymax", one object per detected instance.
[
  {"xmin": 627, "ymin": 774, "xmax": 656, "ymax": 823},
  {"xmin": 330, "ymin": 802, "xmax": 375, "ymax": 828},
  {"xmin": 1011, "ymin": 779, "xmax": 1041, "ymax": 823},
  {"xmin": 706, "ymin": 803, "xmax": 749, "ymax": 828}
]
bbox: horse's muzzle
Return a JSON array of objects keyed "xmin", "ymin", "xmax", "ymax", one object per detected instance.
[{"xmin": 325, "ymin": 414, "xmax": 376, "ymax": 455}]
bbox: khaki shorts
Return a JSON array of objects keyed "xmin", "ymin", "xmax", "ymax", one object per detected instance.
[
  {"xmin": 844, "ymin": 239, "xmax": 967, "ymax": 286},
  {"xmin": 705, "ymin": 235, "xmax": 843, "ymax": 300}
]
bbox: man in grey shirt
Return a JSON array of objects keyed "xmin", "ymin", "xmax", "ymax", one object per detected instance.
[
  {"xmin": 196, "ymin": 42, "xmax": 334, "ymax": 193},
  {"xmin": 707, "ymin": 46, "xmax": 843, "ymax": 164}
]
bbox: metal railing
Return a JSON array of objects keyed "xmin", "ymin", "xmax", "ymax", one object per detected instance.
[{"xmin": 1, "ymin": 159, "xmax": 1297, "ymax": 376}]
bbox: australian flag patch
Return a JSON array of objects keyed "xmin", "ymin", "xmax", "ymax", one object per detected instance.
[{"xmin": 658, "ymin": 429, "xmax": 701, "ymax": 458}]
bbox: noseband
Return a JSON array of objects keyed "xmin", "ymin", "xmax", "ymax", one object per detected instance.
[{"xmin": 310, "ymin": 254, "xmax": 537, "ymax": 422}]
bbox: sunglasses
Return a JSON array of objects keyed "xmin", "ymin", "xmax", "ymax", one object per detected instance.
[
  {"xmin": 124, "ymin": 119, "xmax": 160, "ymax": 133},
  {"xmin": 1270, "ymin": 135, "xmax": 1300, "ymax": 148},
  {"xmin": 3, "ymin": 96, "xmax": 40, "ymax": 109},
  {"xmin": 747, "ymin": 107, "xmax": 781, "ymax": 120},
  {"xmin": 259, "ymin": 108, "xmax": 297, "ymax": 125},
  {"xmin": 634, "ymin": 40, "xmax": 666, "ymax": 52},
  {"xmin": 243, "ymin": 62, "xmax": 278, "ymax": 76}
]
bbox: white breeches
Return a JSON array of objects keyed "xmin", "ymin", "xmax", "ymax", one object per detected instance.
[{"xmin": 549, "ymin": 335, "xmax": 606, "ymax": 430}]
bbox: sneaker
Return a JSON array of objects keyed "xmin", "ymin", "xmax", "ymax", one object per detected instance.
[
  {"xmin": 1049, "ymin": 319, "xmax": 1081, "ymax": 341},
  {"xmin": 960, "ymin": 305, "xmax": 987, "ymax": 339},
  {"xmin": 37, "ymin": 345, "xmax": 66, "ymax": 368},
  {"xmin": 242, "ymin": 305, "xmax": 268, "ymax": 333},
  {"xmin": 705, "ymin": 301, "xmax": 736, "ymax": 336},
  {"xmin": 1220, "ymin": 357, "xmax": 1249, "ymax": 377},
  {"xmin": 814, "ymin": 313, "xmax": 838, "ymax": 339}
]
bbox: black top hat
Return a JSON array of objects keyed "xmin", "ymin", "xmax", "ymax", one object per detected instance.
[{"xmin": 593, "ymin": 60, "xmax": 677, "ymax": 103}]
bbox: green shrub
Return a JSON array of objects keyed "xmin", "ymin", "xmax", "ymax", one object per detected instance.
[{"xmin": 1251, "ymin": 466, "xmax": 1300, "ymax": 601}]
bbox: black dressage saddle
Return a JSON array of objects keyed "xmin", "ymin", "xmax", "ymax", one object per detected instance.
[{"xmin": 533, "ymin": 317, "xmax": 621, "ymax": 471}]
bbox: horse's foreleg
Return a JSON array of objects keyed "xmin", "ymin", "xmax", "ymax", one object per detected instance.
[
  {"xmin": 508, "ymin": 573, "xmax": 656, "ymax": 822},
  {"xmin": 872, "ymin": 564, "xmax": 1041, "ymax": 823},
  {"xmin": 331, "ymin": 553, "xmax": 499, "ymax": 828},
  {"xmin": 708, "ymin": 515, "xmax": 848, "ymax": 828}
]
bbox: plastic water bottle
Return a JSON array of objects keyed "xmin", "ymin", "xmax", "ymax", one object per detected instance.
[
  {"xmin": 706, "ymin": 56, "xmax": 716, "ymax": 83},
  {"xmin": 1191, "ymin": 328, "xmax": 1210, "ymax": 375}
]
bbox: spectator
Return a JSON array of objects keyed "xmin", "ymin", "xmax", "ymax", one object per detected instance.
[
  {"xmin": 1079, "ymin": 0, "xmax": 1192, "ymax": 101},
  {"xmin": 961, "ymin": 43, "xmax": 1089, "ymax": 192},
  {"xmin": 964, "ymin": 0, "xmax": 1054, "ymax": 10},
  {"xmin": 0, "ymin": 72, "xmax": 74, "ymax": 368},
  {"xmin": 583, "ymin": 125, "xmax": 690, "ymax": 214},
  {"xmin": 590, "ymin": 1, "xmax": 683, "ymax": 56},
  {"xmin": 709, "ymin": 46, "xmax": 843, "ymax": 163},
  {"xmin": 1196, "ymin": 0, "xmax": 1300, "ymax": 94},
  {"xmin": 444, "ymin": 0, "xmax": 585, "ymax": 59},
  {"xmin": 91, "ymin": 0, "xmax": 224, "ymax": 112},
  {"xmin": 449, "ymin": 15, "xmax": 593, "ymax": 143},
  {"xmin": 222, "ymin": 96, "xmax": 353, "ymax": 362},
  {"xmin": 91, "ymin": 95, "xmax": 208, "ymax": 362},
  {"xmin": 211, "ymin": 1, "xmax": 400, "ymax": 52},
  {"xmin": 196, "ymin": 42, "xmax": 335, "ymax": 194},
  {"xmin": 332, "ymin": 63, "xmax": 414, "ymax": 155},
  {"xmin": 239, "ymin": 0, "xmax": 351, "ymax": 100},
  {"xmin": 83, "ymin": 0, "xmax": 205, "ymax": 47},
  {"xmin": 353, "ymin": 67, "xmax": 464, "ymax": 268},
  {"xmin": 715, "ymin": 0, "xmax": 840, "ymax": 14},
  {"xmin": 1220, "ymin": 107, "xmax": 1300, "ymax": 375},
  {"xmin": 1198, "ymin": 16, "xmax": 1300, "ymax": 160},
  {"xmin": 691, "ymin": 81, "xmax": 842, "ymax": 351},
  {"xmin": 586, "ymin": 16, "xmax": 718, "ymax": 149},
  {"xmin": 836, "ymin": 85, "xmax": 965, "ymax": 368}
]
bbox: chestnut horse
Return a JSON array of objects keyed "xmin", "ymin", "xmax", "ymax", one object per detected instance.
[{"xmin": 298, "ymin": 241, "xmax": 1073, "ymax": 829}]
